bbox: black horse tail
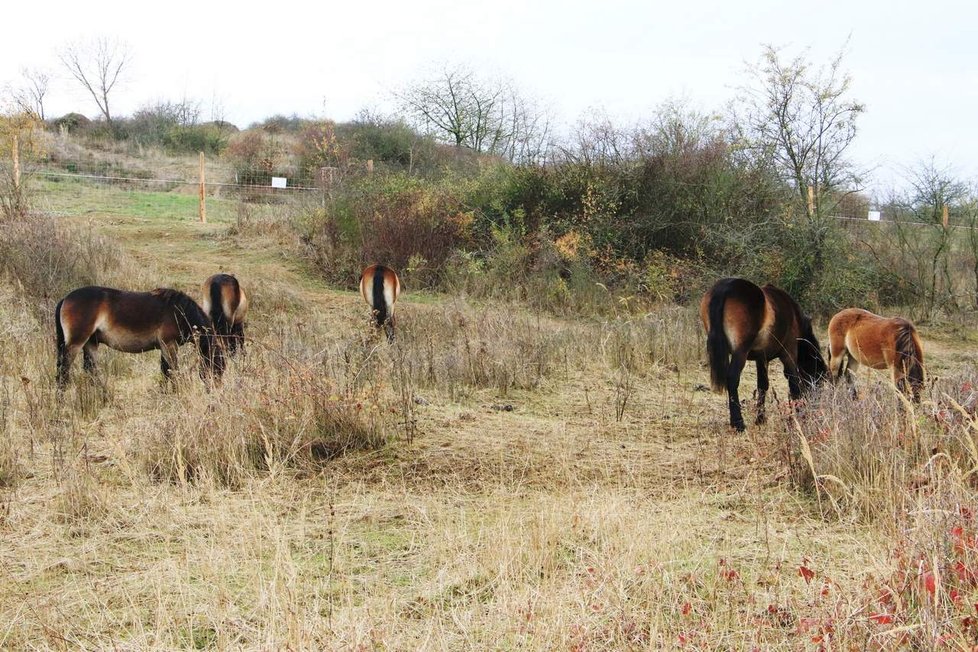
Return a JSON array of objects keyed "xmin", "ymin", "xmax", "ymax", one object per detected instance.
[
  {"xmin": 55, "ymin": 298, "xmax": 68, "ymax": 386},
  {"xmin": 706, "ymin": 290, "xmax": 731, "ymax": 393},
  {"xmin": 372, "ymin": 267, "xmax": 388, "ymax": 327},
  {"xmin": 896, "ymin": 323, "xmax": 924, "ymax": 402},
  {"xmin": 55, "ymin": 298, "xmax": 66, "ymax": 359}
]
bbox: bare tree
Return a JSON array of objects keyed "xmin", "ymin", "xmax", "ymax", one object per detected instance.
[
  {"xmin": 59, "ymin": 37, "xmax": 132, "ymax": 125},
  {"xmin": 10, "ymin": 68, "xmax": 50, "ymax": 121},
  {"xmin": 501, "ymin": 89, "xmax": 552, "ymax": 164},
  {"xmin": 735, "ymin": 44, "xmax": 865, "ymax": 269},
  {"xmin": 560, "ymin": 109, "xmax": 631, "ymax": 168},
  {"xmin": 965, "ymin": 191, "xmax": 978, "ymax": 309},
  {"xmin": 905, "ymin": 161, "xmax": 968, "ymax": 314},
  {"xmin": 397, "ymin": 65, "xmax": 550, "ymax": 163}
]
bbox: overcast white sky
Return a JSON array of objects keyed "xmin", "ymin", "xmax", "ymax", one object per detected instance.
[{"xmin": 3, "ymin": 0, "xmax": 976, "ymax": 194}]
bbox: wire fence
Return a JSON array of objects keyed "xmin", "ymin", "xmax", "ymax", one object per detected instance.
[{"xmin": 22, "ymin": 149, "xmax": 367, "ymax": 222}]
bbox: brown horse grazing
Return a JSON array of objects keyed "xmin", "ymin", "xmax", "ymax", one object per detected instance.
[
  {"xmin": 700, "ymin": 278, "xmax": 828, "ymax": 431},
  {"xmin": 827, "ymin": 308, "xmax": 925, "ymax": 402},
  {"xmin": 201, "ymin": 273, "xmax": 248, "ymax": 355},
  {"xmin": 55, "ymin": 286, "xmax": 224, "ymax": 388},
  {"xmin": 359, "ymin": 264, "xmax": 401, "ymax": 342}
]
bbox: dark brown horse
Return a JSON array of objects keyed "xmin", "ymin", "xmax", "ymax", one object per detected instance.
[
  {"xmin": 359, "ymin": 264, "xmax": 401, "ymax": 342},
  {"xmin": 55, "ymin": 286, "xmax": 224, "ymax": 388},
  {"xmin": 201, "ymin": 273, "xmax": 248, "ymax": 355},
  {"xmin": 700, "ymin": 278, "xmax": 827, "ymax": 431},
  {"xmin": 827, "ymin": 308, "xmax": 925, "ymax": 402}
]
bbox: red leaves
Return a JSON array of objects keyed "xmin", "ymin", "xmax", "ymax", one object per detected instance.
[
  {"xmin": 799, "ymin": 564, "xmax": 816, "ymax": 584},
  {"xmin": 950, "ymin": 588, "xmax": 962, "ymax": 606},
  {"xmin": 955, "ymin": 561, "xmax": 978, "ymax": 587},
  {"xmin": 717, "ymin": 558, "xmax": 739, "ymax": 582},
  {"xmin": 921, "ymin": 570, "xmax": 937, "ymax": 596},
  {"xmin": 869, "ymin": 612, "xmax": 894, "ymax": 625}
]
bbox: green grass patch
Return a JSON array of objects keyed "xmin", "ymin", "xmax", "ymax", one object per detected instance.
[{"xmin": 35, "ymin": 177, "xmax": 247, "ymax": 223}]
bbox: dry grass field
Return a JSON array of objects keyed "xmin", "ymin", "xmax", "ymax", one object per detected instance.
[{"xmin": 2, "ymin": 185, "xmax": 978, "ymax": 650}]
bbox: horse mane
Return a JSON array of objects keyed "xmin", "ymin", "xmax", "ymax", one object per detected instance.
[{"xmin": 151, "ymin": 288, "xmax": 212, "ymax": 331}]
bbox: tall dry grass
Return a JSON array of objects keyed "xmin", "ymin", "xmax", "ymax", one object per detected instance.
[
  {"xmin": 139, "ymin": 356, "xmax": 395, "ymax": 489},
  {"xmin": 774, "ymin": 367, "xmax": 978, "ymax": 648},
  {"xmin": 5, "ymin": 202, "xmax": 978, "ymax": 648}
]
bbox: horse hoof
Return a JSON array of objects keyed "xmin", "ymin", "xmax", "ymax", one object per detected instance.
[
  {"xmin": 731, "ymin": 422, "xmax": 746, "ymax": 432},
  {"xmin": 755, "ymin": 415, "xmax": 767, "ymax": 425}
]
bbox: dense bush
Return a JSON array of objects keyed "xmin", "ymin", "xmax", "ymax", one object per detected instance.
[
  {"xmin": 49, "ymin": 113, "xmax": 91, "ymax": 133},
  {"xmin": 223, "ymin": 129, "xmax": 291, "ymax": 185},
  {"xmin": 250, "ymin": 114, "xmax": 311, "ymax": 134},
  {"xmin": 298, "ymin": 117, "xmax": 865, "ymax": 312},
  {"xmin": 339, "ymin": 117, "xmax": 421, "ymax": 167},
  {"xmin": 302, "ymin": 173, "xmax": 474, "ymax": 288}
]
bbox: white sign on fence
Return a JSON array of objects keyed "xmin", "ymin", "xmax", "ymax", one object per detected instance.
[
  {"xmin": 271, "ymin": 176, "xmax": 287, "ymax": 189},
  {"xmin": 867, "ymin": 210, "xmax": 881, "ymax": 222}
]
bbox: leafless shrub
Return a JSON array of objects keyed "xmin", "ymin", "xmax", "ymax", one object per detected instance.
[{"xmin": 0, "ymin": 215, "xmax": 120, "ymax": 310}]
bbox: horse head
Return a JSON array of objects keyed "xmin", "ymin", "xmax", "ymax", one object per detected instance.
[
  {"xmin": 157, "ymin": 289, "xmax": 226, "ymax": 377},
  {"xmin": 797, "ymin": 316, "xmax": 828, "ymax": 390}
]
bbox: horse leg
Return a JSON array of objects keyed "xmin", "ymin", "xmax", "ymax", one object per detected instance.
[
  {"xmin": 892, "ymin": 365, "xmax": 912, "ymax": 403},
  {"xmin": 828, "ymin": 341, "xmax": 846, "ymax": 381},
  {"xmin": 726, "ymin": 347, "xmax": 750, "ymax": 431},
  {"xmin": 57, "ymin": 343, "xmax": 82, "ymax": 389},
  {"xmin": 160, "ymin": 341, "xmax": 179, "ymax": 380},
  {"xmin": 82, "ymin": 339, "xmax": 99, "ymax": 376},
  {"xmin": 229, "ymin": 322, "xmax": 244, "ymax": 355},
  {"xmin": 755, "ymin": 358, "xmax": 770, "ymax": 425},
  {"xmin": 384, "ymin": 316, "xmax": 396, "ymax": 344},
  {"xmin": 782, "ymin": 357, "xmax": 802, "ymax": 400},
  {"xmin": 837, "ymin": 354, "xmax": 857, "ymax": 399}
]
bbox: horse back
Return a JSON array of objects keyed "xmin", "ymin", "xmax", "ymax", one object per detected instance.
[
  {"xmin": 830, "ymin": 308, "xmax": 918, "ymax": 369},
  {"xmin": 759, "ymin": 284, "xmax": 806, "ymax": 350},
  {"xmin": 59, "ymin": 286, "xmax": 182, "ymax": 351}
]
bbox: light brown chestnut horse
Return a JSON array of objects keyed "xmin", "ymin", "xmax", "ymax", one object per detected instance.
[
  {"xmin": 700, "ymin": 278, "xmax": 827, "ymax": 431},
  {"xmin": 359, "ymin": 264, "xmax": 401, "ymax": 342},
  {"xmin": 201, "ymin": 273, "xmax": 249, "ymax": 355},
  {"xmin": 55, "ymin": 286, "xmax": 224, "ymax": 388},
  {"xmin": 827, "ymin": 308, "xmax": 925, "ymax": 402}
]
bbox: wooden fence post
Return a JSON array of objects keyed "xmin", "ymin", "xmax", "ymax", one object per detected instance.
[
  {"xmin": 198, "ymin": 151, "xmax": 206, "ymax": 223},
  {"xmin": 12, "ymin": 134, "xmax": 21, "ymax": 191},
  {"xmin": 366, "ymin": 159, "xmax": 374, "ymax": 174},
  {"xmin": 806, "ymin": 185, "xmax": 815, "ymax": 219},
  {"xmin": 942, "ymin": 204, "xmax": 949, "ymax": 228}
]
